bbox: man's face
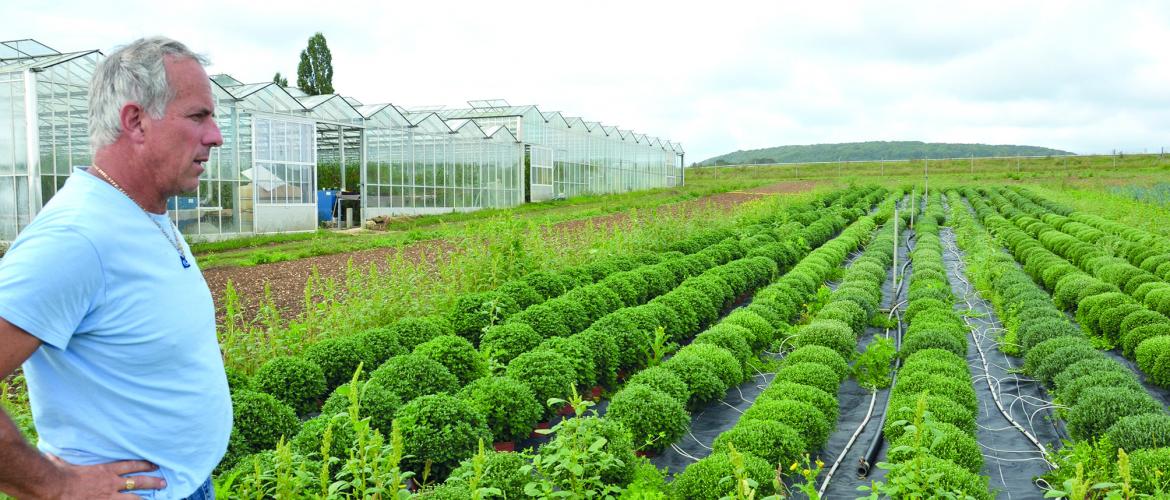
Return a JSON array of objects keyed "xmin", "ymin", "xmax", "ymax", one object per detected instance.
[{"xmin": 141, "ymin": 56, "xmax": 222, "ymax": 197}]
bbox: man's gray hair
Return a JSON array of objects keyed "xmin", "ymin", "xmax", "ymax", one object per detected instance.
[{"xmin": 88, "ymin": 36, "xmax": 209, "ymax": 151}]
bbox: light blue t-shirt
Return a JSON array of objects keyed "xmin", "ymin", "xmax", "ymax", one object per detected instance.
[{"xmin": 0, "ymin": 167, "xmax": 232, "ymax": 499}]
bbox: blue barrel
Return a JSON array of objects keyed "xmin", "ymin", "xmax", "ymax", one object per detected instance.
[{"xmin": 317, "ymin": 190, "xmax": 337, "ymax": 223}]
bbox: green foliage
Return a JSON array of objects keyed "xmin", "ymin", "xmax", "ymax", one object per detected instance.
[
  {"xmin": 626, "ymin": 366, "xmax": 690, "ymax": 407},
  {"xmin": 672, "ymin": 344, "xmax": 744, "ymax": 388},
  {"xmin": 414, "ymin": 335, "xmax": 488, "ymax": 386},
  {"xmin": 535, "ymin": 336, "xmax": 599, "ymax": 388},
  {"xmin": 479, "ymin": 323, "xmax": 542, "ymax": 365},
  {"xmin": 659, "ymin": 353, "xmax": 726, "ymax": 408},
  {"xmin": 1067, "ymin": 387, "xmax": 1163, "ymax": 440},
  {"xmin": 774, "ymin": 362, "xmax": 839, "ymax": 396},
  {"xmin": 1137, "ymin": 335, "xmax": 1170, "ymax": 386},
  {"xmin": 1023, "ymin": 335, "xmax": 1092, "ymax": 380},
  {"xmin": 853, "ymin": 336, "xmax": 896, "ymax": 389},
  {"xmin": 884, "ymin": 394, "xmax": 974, "ymax": 442},
  {"xmin": 386, "ymin": 316, "xmax": 451, "ymax": 351},
  {"xmin": 296, "ymin": 32, "xmax": 334, "ymax": 95},
  {"xmin": 272, "ymin": 72, "xmax": 288, "ymax": 87},
  {"xmin": 783, "ymin": 344, "xmax": 849, "ymax": 383},
  {"xmin": 291, "ymin": 415, "xmax": 355, "ymax": 468},
  {"xmin": 447, "ymin": 450, "xmax": 531, "ymax": 500},
  {"xmin": 495, "ymin": 280, "xmax": 543, "ymax": 310},
  {"xmin": 229, "ymin": 389, "xmax": 301, "ymax": 459},
  {"xmin": 693, "ymin": 326, "xmax": 753, "ymax": 370},
  {"xmin": 1124, "ymin": 324, "xmax": 1170, "ymax": 358},
  {"xmin": 669, "ymin": 452, "xmax": 776, "ymax": 499},
  {"xmin": 712, "ymin": 420, "xmax": 805, "ymax": 469},
  {"xmin": 1057, "ymin": 368, "xmax": 1143, "ymax": 407},
  {"xmin": 528, "ymin": 396, "xmax": 636, "ymax": 496},
  {"xmin": 791, "ymin": 320, "xmax": 856, "ymax": 360},
  {"xmin": 505, "ymin": 350, "xmax": 575, "ymax": 418},
  {"xmin": 606, "ymin": 384, "xmax": 690, "ymax": 452},
  {"xmin": 353, "ymin": 326, "xmax": 408, "ymax": 368},
  {"xmin": 397, "ymin": 393, "xmax": 492, "ymax": 481},
  {"xmin": 456, "ymin": 376, "xmax": 541, "ymax": 443},
  {"xmin": 757, "ymin": 380, "xmax": 839, "ymax": 423},
  {"xmin": 739, "ymin": 399, "xmax": 831, "ymax": 450},
  {"xmin": 449, "ymin": 292, "xmax": 520, "ymax": 345},
  {"xmin": 319, "ymin": 378, "xmax": 397, "ymax": 433},
  {"xmin": 888, "ymin": 420, "xmax": 983, "ymax": 473},
  {"xmin": 252, "ymin": 355, "xmax": 327, "ymax": 416},
  {"xmin": 1105, "ymin": 413, "xmax": 1170, "ymax": 453},
  {"xmin": 302, "ymin": 335, "xmax": 368, "ymax": 392},
  {"xmin": 369, "ymin": 354, "xmax": 459, "ymax": 403}
]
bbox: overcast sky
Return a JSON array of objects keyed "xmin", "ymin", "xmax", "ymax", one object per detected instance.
[{"xmin": 5, "ymin": 0, "xmax": 1168, "ymax": 163}]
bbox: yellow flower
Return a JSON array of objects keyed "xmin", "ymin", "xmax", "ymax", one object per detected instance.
[{"xmin": 789, "ymin": 462, "xmax": 799, "ymax": 471}]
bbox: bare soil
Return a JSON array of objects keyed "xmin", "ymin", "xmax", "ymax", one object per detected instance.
[{"xmin": 202, "ymin": 181, "xmax": 816, "ymax": 322}]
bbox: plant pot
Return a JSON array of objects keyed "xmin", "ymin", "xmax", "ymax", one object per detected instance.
[
  {"xmin": 635, "ymin": 450, "xmax": 656, "ymax": 458},
  {"xmin": 557, "ymin": 404, "xmax": 575, "ymax": 416},
  {"xmin": 530, "ymin": 421, "xmax": 551, "ymax": 439},
  {"xmin": 493, "ymin": 441, "xmax": 515, "ymax": 452},
  {"xmin": 589, "ymin": 385, "xmax": 604, "ymax": 400}
]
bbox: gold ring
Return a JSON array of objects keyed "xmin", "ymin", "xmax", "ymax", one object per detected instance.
[{"xmin": 125, "ymin": 478, "xmax": 135, "ymax": 490}]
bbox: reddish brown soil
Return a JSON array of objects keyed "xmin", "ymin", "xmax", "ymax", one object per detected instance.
[{"xmin": 202, "ymin": 181, "xmax": 815, "ymax": 321}]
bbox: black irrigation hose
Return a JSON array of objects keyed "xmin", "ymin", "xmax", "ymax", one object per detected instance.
[{"xmin": 857, "ymin": 307, "xmax": 903, "ymax": 478}]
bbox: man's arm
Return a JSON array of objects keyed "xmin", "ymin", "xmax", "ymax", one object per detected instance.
[{"xmin": 0, "ymin": 317, "xmax": 165, "ymax": 499}]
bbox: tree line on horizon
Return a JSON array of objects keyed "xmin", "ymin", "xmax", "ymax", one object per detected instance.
[{"xmin": 698, "ymin": 141, "xmax": 1074, "ymax": 166}]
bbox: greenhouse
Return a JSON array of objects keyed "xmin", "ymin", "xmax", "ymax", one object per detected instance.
[{"xmin": 0, "ymin": 39, "xmax": 682, "ymax": 242}]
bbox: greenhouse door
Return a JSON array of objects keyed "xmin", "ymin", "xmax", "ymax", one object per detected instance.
[
  {"xmin": 249, "ymin": 116, "xmax": 318, "ymax": 233},
  {"xmin": 529, "ymin": 145, "xmax": 554, "ymax": 202}
]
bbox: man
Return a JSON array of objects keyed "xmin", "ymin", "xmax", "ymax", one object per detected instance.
[{"xmin": 0, "ymin": 37, "xmax": 230, "ymax": 499}]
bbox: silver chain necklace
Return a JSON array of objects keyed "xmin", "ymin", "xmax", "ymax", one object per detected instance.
[{"xmin": 89, "ymin": 165, "xmax": 191, "ymax": 269}]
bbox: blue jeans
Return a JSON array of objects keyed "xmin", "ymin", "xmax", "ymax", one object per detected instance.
[{"xmin": 184, "ymin": 477, "xmax": 214, "ymax": 500}]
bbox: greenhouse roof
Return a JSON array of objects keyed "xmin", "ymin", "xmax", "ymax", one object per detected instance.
[
  {"xmin": 297, "ymin": 94, "xmax": 364, "ymax": 124},
  {"xmin": 0, "ymin": 39, "xmax": 59, "ymax": 59},
  {"xmin": 0, "ymin": 49, "xmax": 100, "ymax": 73}
]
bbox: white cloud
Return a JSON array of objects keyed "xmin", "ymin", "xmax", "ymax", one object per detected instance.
[{"xmin": 4, "ymin": 0, "xmax": 1168, "ymax": 162}]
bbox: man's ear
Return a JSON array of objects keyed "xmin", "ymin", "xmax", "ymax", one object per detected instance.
[{"xmin": 119, "ymin": 102, "xmax": 148, "ymax": 144}]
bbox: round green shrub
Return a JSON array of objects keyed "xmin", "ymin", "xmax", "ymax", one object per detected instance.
[
  {"xmin": 792, "ymin": 320, "xmax": 856, "ymax": 360},
  {"xmin": 1124, "ymin": 324, "xmax": 1170, "ymax": 358},
  {"xmin": 575, "ymin": 328, "xmax": 620, "ymax": 388},
  {"xmin": 1122, "ymin": 309, "xmax": 1170, "ymax": 335},
  {"xmin": 507, "ymin": 303, "xmax": 570, "ymax": 339},
  {"xmin": 1067, "ymin": 387, "xmax": 1163, "ymax": 441},
  {"xmin": 1052, "ymin": 357, "xmax": 1128, "ymax": 392},
  {"xmin": 904, "ymin": 298, "xmax": 948, "ymax": 324},
  {"xmin": 757, "ymin": 381, "xmax": 838, "ymax": 422},
  {"xmin": 740, "ymin": 399, "xmax": 830, "ymax": 449},
  {"xmin": 397, "ymin": 393, "xmax": 492, "ymax": 481},
  {"xmin": 882, "ymin": 456, "xmax": 992, "ymax": 500},
  {"xmin": 320, "ymin": 381, "xmax": 403, "ymax": 434},
  {"xmin": 901, "ymin": 330, "xmax": 966, "ymax": 358},
  {"xmin": 1054, "ymin": 274, "xmax": 1097, "ymax": 309},
  {"xmin": 901, "ymin": 357, "xmax": 970, "ymax": 381},
  {"xmin": 773, "ymin": 362, "xmax": 839, "ymax": 396},
  {"xmin": 1129, "ymin": 447, "xmax": 1170, "ymax": 493},
  {"xmin": 386, "ymin": 316, "xmax": 449, "ymax": 351},
  {"xmin": 479, "ymin": 323, "xmax": 542, "ymax": 365},
  {"xmin": 414, "ymin": 335, "xmax": 487, "ymax": 386},
  {"xmin": 589, "ymin": 312, "xmax": 653, "ymax": 372},
  {"xmin": 369, "ymin": 354, "xmax": 459, "ymax": 403},
  {"xmin": 1105, "ymin": 413, "xmax": 1170, "ymax": 452},
  {"xmin": 670, "ymin": 452, "xmax": 776, "ymax": 499},
  {"xmin": 712, "ymin": 420, "xmax": 805, "ymax": 468},
  {"xmin": 456, "ymin": 376, "xmax": 540, "ymax": 443},
  {"xmin": 888, "ymin": 420, "xmax": 983, "ymax": 473},
  {"xmin": 627, "ymin": 366, "xmax": 690, "ymax": 406},
  {"xmin": 496, "ymin": 279, "xmax": 543, "ymax": 310},
  {"xmin": 565, "ymin": 285, "xmax": 622, "ymax": 322},
  {"xmin": 890, "ymin": 372, "xmax": 977, "ymax": 415},
  {"xmin": 782, "ymin": 345, "xmax": 848, "ymax": 383},
  {"xmin": 546, "ymin": 297, "xmax": 591, "ymax": 334},
  {"xmin": 1024, "ymin": 336, "xmax": 1092, "ymax": 377},
  {"xmin": 723, "ymin": 310, "xmax": 775, "ymax": 351},
  {"xmin": 600, "ymin": 273, "xmax": 641, "ymax": 307},
  {"xmin": 447, "ymin": 450, "xmax": 530, "ymax": 500},
  {"xmin": 448, "ymin": 292, "xmax": 520, "ymax": 345},
  {"xmin": 224, "ymin": 365, "xmax": 250, "ymax": 393},
  {"xmin": 505, "ymin": 350, "xmax": 574, "ymax": 417},
  {"xmin": 353, "ymin": 326, "xmax": 408, "ymax": 368},
  {"xmin": 521, "ymin": 271, "xmax": 571, "ymax": 300},
  {"xmin": 1033, "ymin": 343, "xmax": 1102, "ymax": 384},
  {"xmin": 673, "ymin": 344, "xmax": 744, "ymax": 387},
  {"xmin": 745, "ymin": 302, "xmax": 787, "ymax": 331},
  {"xmin": 606, "ymin": 384, "xmax": 689, "ymax": 452},
  {"xmin": 291, "ymin": 415, "xmax": 356, "ymax": 467},
  {"xmin": 884, "ymin": 394, "xmax": 974, "ymax": 442},
  {"xmin": 1137, "ymin": 336, "xmax": 1170, "ymax": 387},
  {"xmin": 230, "ymin": 389, "xmax": 300, "ymax": 455},
  {"xmin": 661, "ymin": 354, "xmax": 726, "ymax": 408},
  {"xmin": 252, "ymin": 355, "xmax": 327, "ymax": 416},
  {"xmin": 535, "ymin": 336, "xmax": 598, "ymax": 388},
  {"xmin": 817, "ymin": 300, "xmax": 868, "ymax": 335},
  {"xmin": 1017, "ymin": 317, "xmax": 1080, "ymax": 353},
  {"xmin": 694, "ymin": 326, "xmax": 752, "ymax": 370},
  {"xmin": 303, "ymin": 335, "xmax": 369, "ymax": 391},
  {"xmin": 417, "ymin": 483, "xmax": 471, "ymax": 499}
]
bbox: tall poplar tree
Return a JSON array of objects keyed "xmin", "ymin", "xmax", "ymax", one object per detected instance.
[{"xmin": 296, "ymin": 32, "xmax": 334, "ymax": 95}]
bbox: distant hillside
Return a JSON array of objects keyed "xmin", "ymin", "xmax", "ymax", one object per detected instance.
[{"xmin": 698, "ymin": 141, "xmax": 1074, "ymax": 166}]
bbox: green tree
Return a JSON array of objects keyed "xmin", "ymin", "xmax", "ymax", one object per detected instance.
[
  {"xmin": 272, "ymin": 72, "xmax": 288, "ymax": 87},
  {"xmin": 296, "ymin": 32, "xmax": 334, "ymax": 95}
]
